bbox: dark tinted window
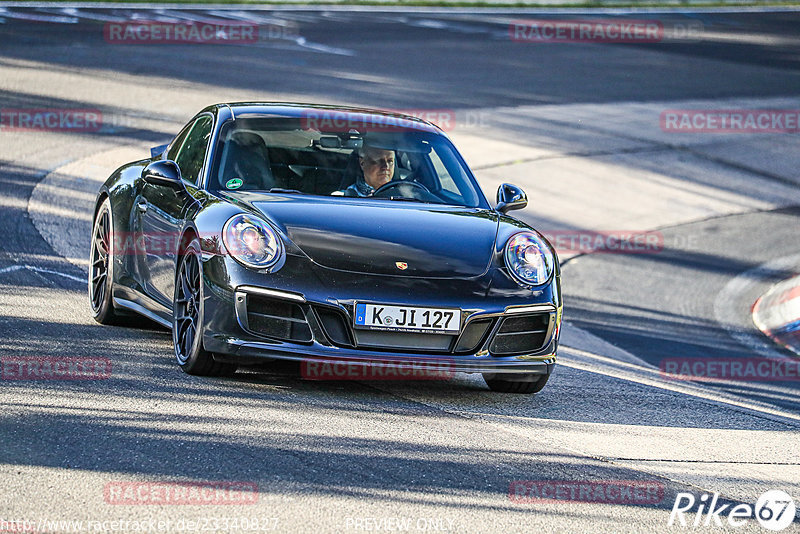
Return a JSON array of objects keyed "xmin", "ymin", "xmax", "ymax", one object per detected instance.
[
  {"xmin": 174, "ymin": 116, "xmax": 213, "ymax": 185},
  {"xmin": 166, "ymin": 122, "xmax": 193, "ymax": 162},
  {"xmin": 208, "ymin": 117, "xmax": 486, "ymax": 208}
]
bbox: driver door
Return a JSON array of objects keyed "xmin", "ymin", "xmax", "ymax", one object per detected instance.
[{"xmin": 134, "ymin": 115, "xmax": 212, "ymax": 307}]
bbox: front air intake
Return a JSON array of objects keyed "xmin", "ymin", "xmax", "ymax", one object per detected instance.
[
  {"xmin": 489, "ymin": 313, "xmax": 550, "ymax": 355},
  {"xmin": 313, "ymin": 306, "xmax": 355, "ymax": 347},
  {"xmin": 244, "ymin": 294, "xmax": 312, "ymax": 343}
]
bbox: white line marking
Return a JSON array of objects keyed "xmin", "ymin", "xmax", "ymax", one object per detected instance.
[
  {"xmin": 27, "ymin": 266, "xmax": 86, "ymax": 284},
  {"xmin": 0, "ymin": 7, "xmax": 77, "ymax": 23},
  {"xmin": 155, "ymin": 8, "xmax": 239, "ymax": 24},
  {"xmin": 54, "ymin": 7, "xmax": 128, "ymax": 23},
  {"xmin": 560, "ymin": 346, "xmax": 800, "ymax": 425},
  {"xmin": 129, "ymin": 11, "xmax": 183, "ymax": 24},
  {"xmin": 0, "ymin": 265, "xmax": 25, "ymax": 275},
  {"xmin": 0, "ymin": 264, "xmax": 86, "ymax": 284},
  {"xmin": 205, "ymin": 9, "xmax": 354, "ymax": 54},
  {"xmin": 205, "ymin": 9, "xmax": 300, "ymax": 27},
  {"xmin": 293, "ymin": 36, "xmax": 356, "ymax": 56},
  {"xmin": 409, "ymin": 18, "xmax": 448, "ymax": 29}
]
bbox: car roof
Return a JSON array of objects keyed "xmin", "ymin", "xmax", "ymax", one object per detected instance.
[{"xmin": 200, "ymin": 102, "xmax": 444, "ymax": 134}]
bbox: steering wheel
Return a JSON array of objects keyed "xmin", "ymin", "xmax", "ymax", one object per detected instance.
[{"xmin": 372, "ymin": 180, "xmax": 436, "ymax": 201}]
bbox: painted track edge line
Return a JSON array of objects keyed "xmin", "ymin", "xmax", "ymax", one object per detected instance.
[{"xmin": 559, "ymin": 346, "xmax": 800, "ymax": 426}]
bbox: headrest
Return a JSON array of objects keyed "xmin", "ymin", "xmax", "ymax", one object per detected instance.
[{"xmin": 230, "ymin": 132, "xmax": 267, "ymax": 151}]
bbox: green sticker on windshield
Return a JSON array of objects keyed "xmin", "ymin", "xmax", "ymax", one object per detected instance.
[{"xmin": 226, "ymin": 178, "xmax": 243, "ymax": 190}]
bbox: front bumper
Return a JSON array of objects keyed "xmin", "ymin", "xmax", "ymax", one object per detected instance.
[
  {"xmin": 206, "ymin": 336, "xmax": 557, "ymax": 375},
  {"xmin": 201, "ymin": 254, "xmax": 561, "ymax": 375}
]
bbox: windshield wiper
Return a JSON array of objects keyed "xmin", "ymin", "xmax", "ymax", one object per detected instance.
[
  {"xmin": 268, "ymin": 188, "xmax": 304, "ymax": 194},
  {"xmin": 385, "ymin": 196, "xmax": 436, "ymax": 204}
]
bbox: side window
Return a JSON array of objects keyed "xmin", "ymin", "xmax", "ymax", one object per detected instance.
[
  {"xmin": 166, "ymin": 123, "xmax": 192, "ymax": 162},
  {"xmin": 429, "ymin": 147, "xmax": 459, "ymax": 195},
  {"xmin": 173, "ymin": 116, "xmax": 213, "ymax": 185},
  {"xmin": 428, "ymin": 144, "xmax": 478, "ymax": 207}
]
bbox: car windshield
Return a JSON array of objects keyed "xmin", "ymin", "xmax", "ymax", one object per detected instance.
[{"xmin": 208, "ymin": 116, "xmax": 486, "ymax": 208}]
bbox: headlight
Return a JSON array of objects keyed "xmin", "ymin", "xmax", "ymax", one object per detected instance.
[
  {"xmin": 222, "ymin": 213, "xmax": 283, "ymax": 270},
  {"xmin": 504, "ymin": 231, "xmax": 554, "ymax": 287}
]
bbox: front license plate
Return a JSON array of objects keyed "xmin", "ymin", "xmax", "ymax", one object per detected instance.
[{"xmin": 354, "ymin": 303, "xmax": 460, "ymax": 334}]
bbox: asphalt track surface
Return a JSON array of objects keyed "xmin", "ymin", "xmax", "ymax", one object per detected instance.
[{"xmin": 1, "ymin": 7, "xmax": 799, "ymax": 534}]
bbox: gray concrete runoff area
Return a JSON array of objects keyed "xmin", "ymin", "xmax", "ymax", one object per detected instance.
[{"xmin": 1, "ymin": 5, "xmax": 800, "ymax": 534}]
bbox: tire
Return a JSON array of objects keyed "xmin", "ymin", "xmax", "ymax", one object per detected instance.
[
  {"xmin": 483, "ymin": 372, "xmax": 550, "ymax": 394},
  {"xmin": 89, "ymin": 199, "xmax": 122, "ymax": 324},
  {"xmin": 173, "ymin": 237, "xmax": 237, "ymax": 377}
]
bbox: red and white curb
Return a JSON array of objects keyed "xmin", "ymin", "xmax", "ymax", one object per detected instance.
[{"xmin": 753, "ymin": 274, "xmax": 800, "ymax": 357}]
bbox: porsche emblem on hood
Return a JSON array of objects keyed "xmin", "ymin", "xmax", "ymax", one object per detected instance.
[{"xmin": 395, "ymin": 262, "xmax": 408, "ymax": 270}]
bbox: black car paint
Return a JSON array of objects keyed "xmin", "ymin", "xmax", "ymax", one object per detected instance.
[{"xmin": 95, "ymin": 103, "xmax": 561, "ymax": 375}]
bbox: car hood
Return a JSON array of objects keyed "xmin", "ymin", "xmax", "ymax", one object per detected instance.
[{"xmin": 227, "ymin": 194, "xmax": 499, "ymax": 278}]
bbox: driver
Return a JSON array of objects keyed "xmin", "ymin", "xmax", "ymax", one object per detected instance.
[{"xmin": 341, "ymin": 144, "xmax": 396, "ymax": 197}]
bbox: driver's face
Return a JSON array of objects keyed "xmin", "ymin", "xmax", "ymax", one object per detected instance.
[{"xmin": 359, "ymin": 147, "xmax": 395, "ymax": 190}]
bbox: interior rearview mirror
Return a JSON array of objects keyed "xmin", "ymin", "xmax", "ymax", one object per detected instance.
[{"xmin": 317, "ymin": 136, "xmax": 341, "ymax": 148}]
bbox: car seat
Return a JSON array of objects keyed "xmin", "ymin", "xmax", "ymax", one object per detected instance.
[{"xmin": 220, "ymin": 132, "xmax": 275, "ymax": 190}]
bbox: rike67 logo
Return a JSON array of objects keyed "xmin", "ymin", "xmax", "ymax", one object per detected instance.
[{"xmin": 669, "ymin": 490, "xmax": 796, "ymax": 530}]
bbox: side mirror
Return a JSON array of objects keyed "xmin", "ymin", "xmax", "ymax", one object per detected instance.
[
  {"xmin": 496, "ymin": 183, "xmax": 527, "ymax": 214},
  {"xmin": 150, "ymin": 144, "xmax": 168, "ymax": 159},
  {"xmin": 142, "ymin": 160, "xmax": 184, "ymax": 189}
]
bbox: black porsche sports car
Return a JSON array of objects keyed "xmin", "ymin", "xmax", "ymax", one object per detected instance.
[{"xmin": 89, "ymin": 103, "xmax": 561, "ymax": 393}]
